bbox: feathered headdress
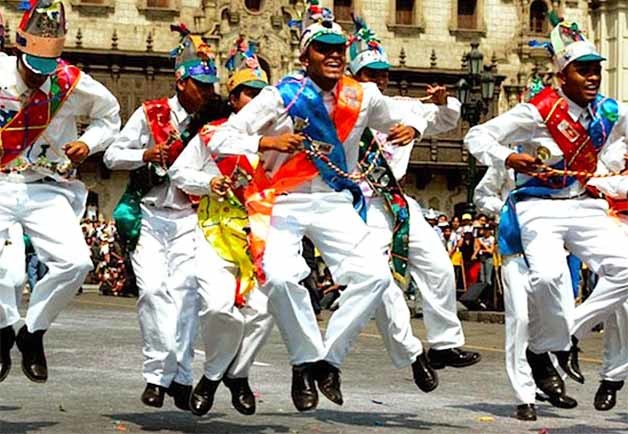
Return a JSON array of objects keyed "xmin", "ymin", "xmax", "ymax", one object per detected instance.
[
  {"xmin": 529, "ymin": 9, "xmax": 604, "ymax": 71},
  {"xmin": 347, "ymin": 15, "xmax": 389, "ymax": 74},
  {"xmin": 225, "ymin": 35, "xmax": 268, "ymax": 93},
  {"xmin": 289, "ymin": 0, "xmax": 346, "ymax": 55},
  {"xmin": 170, "ymin": 23, "xmax": 218, "ymax": 84}
]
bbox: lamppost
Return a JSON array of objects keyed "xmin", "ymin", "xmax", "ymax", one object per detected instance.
[{"xmin": 456, "ymin": 41, "xmax": 497, "ymax": 214}]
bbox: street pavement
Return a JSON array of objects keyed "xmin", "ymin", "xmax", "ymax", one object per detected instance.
[{"xmin": 0, "ymin": 292, "xmax": 626, "ymax": 434}]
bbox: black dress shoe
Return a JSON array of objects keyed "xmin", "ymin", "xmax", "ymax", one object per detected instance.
[
  {"xmin": 516, "ymin": 403, "xmax": 537, "ymax": 421},
  {"xmin": 412, "ymin": 352, "xmax": 439, "ymax": 393},
  {"xmin": 291, "ymin": 363, "xmax": 318, "ymax": 412},
  {"xmin": 594, "ymin": 380, "xmax": 624, "ymax": 411},
  {"xmin": 189, "ymin": 376, "xmax": 221, "ymax": 416},
  {"xmin": 141, "ymin": 383, "xmax": 166, "ymax": 408},
  {"xmin": 0, "ymin": 326, "xmax": 15, "ymax": 383},
  {"xmin": 534, "ymin": 391, "xmax": 577, "ymax": 409},
  {"xmin": 167, "ymin": 381, "xmax": 193, "ymax": 411},
  {"xmin": 15, "ymin": 326, "xmax": 47, "ymax": 383},
  {"xmin": 223, "ymin": 376, "xmax": 256, "ymax": 415},
  {"xmin": 526, "ymin": 349, "xmax": 565, "ymax": 398},
  {"xmin": 427, "ymin": 347, "xmax": 481, "ymax": 369},
  {"xmin": 314, "ymin": 361, "xmax": 343, "ymax": 405},
  {"xmin": 554, "ymin": 336, "xmax": 584, "ymax": 384}
]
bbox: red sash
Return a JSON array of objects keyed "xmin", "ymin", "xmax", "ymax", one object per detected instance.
[
  {"xmin": 530, "ymin": 87, "xmax": 597, "ymax": 184},
  {"xmin": 142, "ymin": 98, "xmax": 187, "ymax": 166},
  {"xmin": 0, "ymin": 63, "xmax": 81, "ymax": 166}
]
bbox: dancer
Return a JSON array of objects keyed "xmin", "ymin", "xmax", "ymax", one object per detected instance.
[
  {"xmin": 0, "ymin": 0, "xmax": 120, "ymax": 384},
  {"xmin": 474, "ymin": 163, "xmax": 577, "ymax": 420},
  {"xmin": 210, "ymin": 0, "xmax": 428, "ymax": 412},
  {"xmin": 104, "ymin": 24, "xmax": 217, "ymax": 410},
  {"xmin": 169, "ymin": 37, "xmax": 274, "ymax": 416},
  {"xmin": 465, "ymin": 14, "xmax": 628, "ymax": 405},
  {"xmin": 347, "ymin": 16, "xmax": 480, "ymax": 377}
]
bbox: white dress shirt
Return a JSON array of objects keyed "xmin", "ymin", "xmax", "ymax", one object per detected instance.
[
  {"xmin": 474, "ymin": 165, "xmax": 516, "ymax": 217},
  {"xmin": 210, "ymin": 77, "xmax": 429, "ymax": 194},
  {"xmin": 465, "ymin": 89, "xmax": 628, "ymax": 199},
  {"xmin": 362, "ymin": 96, "xmax": 461, "ymax": 199},
  {"xmin": 0, "ymin": 55, "xmax": 120, "ymax": 183},
  {"xmin": 104, "ymin": 96, "xmax": 193, "ymax": 210}
]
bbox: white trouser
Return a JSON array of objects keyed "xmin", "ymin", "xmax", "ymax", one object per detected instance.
[
  {"xmin": 518, "ymin": 197, "xmax": 628, "ymax": 353},
  {"xmin": 261, "ymin": 192, "xmax": 389, "ymax": 367},
  {"xmin": 367, "ymin": 197, "xmax": 464, "ymax": 357},
  {"xmin": 501, "ymin": 256, "xmax": 536, "ymax": 405},
  {"xmin": 0, "ymin": 224, "xmax": 26, "ymax": 306},
  {"xmin": 0, "ymin": 182, "xmax": 92, "ymax": 331},
  {"xmin": 194, "ymin": 226, "xmax": 274, "ymax": 380},
  {"xmin": 132, "ymin": 204, "xmax": 199, "ymax": 387}
]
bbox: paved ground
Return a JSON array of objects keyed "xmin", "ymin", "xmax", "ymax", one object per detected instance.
[{"xmin": 0, "ymin": 292, "xmax": 626, "ymax": 434}]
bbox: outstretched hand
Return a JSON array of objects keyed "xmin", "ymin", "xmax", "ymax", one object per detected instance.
[
  {"xmin": 259, "ymin": 133, "xmax": 305, "ymax": 153},
  {"xmin": 388, "ymin": 124, "xmax": 418, "ymax": 146},
  {"xmin": 505, "ymin": 152, "xmax": 540, "ymax": 175},
  {"xmin": 425, "ymin": 84, "xmax": 448, "ymax": 106}
]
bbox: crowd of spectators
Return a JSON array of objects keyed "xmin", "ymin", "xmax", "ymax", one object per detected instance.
[{"xmin": 81, "ymin": 214, "xmax": 137, "ymax": 297}]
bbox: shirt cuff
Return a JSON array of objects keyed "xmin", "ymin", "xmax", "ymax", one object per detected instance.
[{"xmin": 494, "ymin": 147, "xmax": 516, "ymax": 169}]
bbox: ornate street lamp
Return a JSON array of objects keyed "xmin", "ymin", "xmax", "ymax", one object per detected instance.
[{"xmin": 457, "ymin": 41, "xmax": 497, "ymax": 212}]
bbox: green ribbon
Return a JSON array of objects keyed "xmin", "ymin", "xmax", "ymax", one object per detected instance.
[
  {"xmin": 359, "ymin": 129, "xmax": 410, "ymax": 285},
  {"xmin": 113, "ymin": 165, "xmax": 167, "ymax": 252}
]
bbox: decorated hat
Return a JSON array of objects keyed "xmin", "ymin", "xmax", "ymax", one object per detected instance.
[
  {"xmin": 170, "ymin": 23, "xmax": 218, "ymax": 84},
  {"xmin": 225, "ymin": 36, "xmax": 269, "ymax": 93},
  {"xmin": 289, "ymin": 0, "xmax": 346, "ymax": 55},
  {"xmin": 530, "ymin": 11, "xmax": 604, "ymax": 72},
  {"xmin": 348, "ymin": 16, "xmax": 390, "ymax": 75},
  {"xmin": 15, "ymin": 0, "xmax": 67, "ymax": 75}
]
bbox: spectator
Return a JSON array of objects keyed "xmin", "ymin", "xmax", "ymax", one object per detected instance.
[{"xmin": 459, "ymin": 228, "xmax": 481, "ymax": 289}]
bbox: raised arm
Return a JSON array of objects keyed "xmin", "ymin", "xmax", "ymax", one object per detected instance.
[{"xmin": 169, "ymin": 133, "xmax": 220, "ymax": 197}]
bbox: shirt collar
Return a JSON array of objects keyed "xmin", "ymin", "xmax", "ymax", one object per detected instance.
[
  {"xmin": 170, "ymin": 95, "xmax": 190, "ymax": 125},
  {"xmin": 558, "ymin": 88, "xmax": 595, "ymax": 123},
  {"xmin": 307, "ymin": 76, "xmax": 338, "ymax": 97}
]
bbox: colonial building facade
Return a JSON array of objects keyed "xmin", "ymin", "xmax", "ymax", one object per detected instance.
[{"xmin": 0, "ymin": 0, "xmax": 612, "ymax": 217}]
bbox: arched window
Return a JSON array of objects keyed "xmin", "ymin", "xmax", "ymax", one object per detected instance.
[
  {"xmin": 333, "ymin": 0, "xmax": 352, "ymax": 22},
  {"xmin": 396, "ymin": 0, "xmax": 414, "ymax": 25},
  {"xmin": 457, "ymin": 0, "xmax": 477, "ymax": 29},
  {"xmin": 244, "ymin": 0, "xmax": 262, "ymax": 12},
  {"xmin": 529, "ymin": 0, "xmax": 548, "ymax": 34}
]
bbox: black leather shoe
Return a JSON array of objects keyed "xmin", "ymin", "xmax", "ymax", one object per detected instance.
[
  {"xmin": 291, "ymin": 363, "xmax": 318, "ymax": 412},
  {"xmin": 167, "ymin": 381, "xmax": 193, "ymax": 411},
  {"xmin": 313, "ymin": 361, "xmax": 343, "ymax": 405},
  {"xmin": 412, "ymin": 352, "xmax": 439, "ymax": 393},
  {"xmin": 223, "ymin": 376, "xmax": 256, "ymax": 415},
  {"xmin": 554, "ymin": 336, "xmax": 584, "ymax": 384},
  {"xmin": 535, "ymin": 391, "xmax": 577, "ymax": 409},
  {"xmin": 427, "ymin": 347, "xmax": 481, "ymax": 369},
  {"xmin": 141, "ymin": 383, "xmax": 166, "ymax": 408},
  {"xmin": 594, "ymin": 380, "xmax": 624, "ymax": 411},
  {"xmin": 526, "ymin": 349, "xmax": 565, "ymax": 398},
  {"xmin": 516, "ymin": 404, "xmax": 537, "ymax": 421},
  {"xmin": 0, "ymin": 326, "xmax": 15, "ymax": 383},
  {"xmin": 15, "ymin": 326, "xmax": 47, "ymax": 383},
  {"xmin": 189, "ymin": 376, "xmax": 221, "ymax": 416}
]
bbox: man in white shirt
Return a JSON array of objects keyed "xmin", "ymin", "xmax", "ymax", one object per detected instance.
[
  {"xmin": 464, "ymin": 17, "xmax": 628, "ymax": 405},
  {"xmin": 169, "ymin": 37, "xmax": 274, "ymax": 417},
  {"xmin": 0, "ymin": 0, "xmax": 120, "ymax": 385},
  {"xmin": 209, "ymin": 3, "xmax": 427, "ymax": 412},
  {"xmin": 346, "ymin": 17, "xmax": 480, "ymax": 377},
  {"xmin": 104, "ymin": 25, "xmax": 218, "ymax": 410}
]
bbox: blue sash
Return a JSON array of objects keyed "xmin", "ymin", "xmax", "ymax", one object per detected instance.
[{"xmin": 276, "ymin": 76, "xmax": 367, "ymax": 220}]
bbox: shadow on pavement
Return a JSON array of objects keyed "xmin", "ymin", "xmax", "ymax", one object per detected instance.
[
  {"xmin": 0, "ymin": 405, "xmax": 21, "ymax": 412},
  {"xmin": 525, "ymin": 425, "xmax": 628, "ymax": 434},
  {"xmin": 0, "ymin": 420, "xmax": 57, "ymax": 434},
  {"xmin": 106, "ymin": 411, "xmax": 291, "ymax": 433},
  {"xmin": 449, "ymin": 402, "xmax": 572, "ymax": 420},
  {"xmin": 264, "ymin": 409, "xmax": 467, "ymax": 431}
]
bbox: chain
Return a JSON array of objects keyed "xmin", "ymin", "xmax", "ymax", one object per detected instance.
[
  {"xmin": 302, "ymin": 139, "xmax": 383, "ymax": 182},
  {"xmin": 528, "ymin": 164, "xmax": 623, "ymax": 180}
]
